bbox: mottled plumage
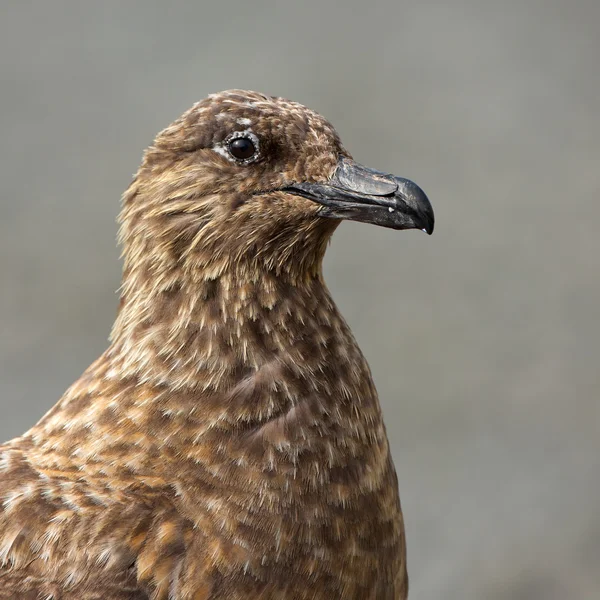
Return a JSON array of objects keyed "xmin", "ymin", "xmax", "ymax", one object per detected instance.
[{"xmin": 0, "ymin": 90, "xmax": 433, "ymax": 599}]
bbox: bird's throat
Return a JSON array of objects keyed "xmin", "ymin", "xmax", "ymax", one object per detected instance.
[{"xmin": 29, "ymin": 270, "xmax": 388, "ymax": 491}]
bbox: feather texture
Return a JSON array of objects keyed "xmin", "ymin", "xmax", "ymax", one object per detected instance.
[{"xmin": 1, "ymin": 90, "xmax": 409, "ymax": 599}]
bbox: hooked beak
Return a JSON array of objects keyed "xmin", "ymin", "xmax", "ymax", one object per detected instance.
[{"xmin": 283, "ymin": 157, "xmax": 434, "ymax": 234}]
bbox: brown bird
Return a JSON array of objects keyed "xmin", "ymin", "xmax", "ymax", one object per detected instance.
[{"xmin": 0, "ymin": 90, "xmax": 433, "ymax": 599}]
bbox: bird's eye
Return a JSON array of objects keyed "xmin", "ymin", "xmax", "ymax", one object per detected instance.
[{"xmin": 226, "ymin": 132, "xmax": 260, "ymax": 163}]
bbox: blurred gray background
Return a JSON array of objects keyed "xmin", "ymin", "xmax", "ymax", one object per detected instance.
[{"xmin": 1, "ymin": 1, "xmax": 598, "ymax": 598}]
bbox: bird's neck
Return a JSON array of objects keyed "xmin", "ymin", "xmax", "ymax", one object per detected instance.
[
  {"xmin": 28, "ymin": 267, "xmax": 387, "ymax": 487},
  {"xmin": 108, "ymin": 268, "xmax": 344, "ymax": 388}
]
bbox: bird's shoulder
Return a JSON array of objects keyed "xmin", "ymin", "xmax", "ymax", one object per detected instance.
[
  {"xmin": 0, "ymin": 569, "xmax": 150, "ymax": 599},
  {"xmin": 0, "ymin": 439, "xmax": 190, "ymax": 599}
]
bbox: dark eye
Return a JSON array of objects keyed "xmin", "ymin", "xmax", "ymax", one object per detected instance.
[{"xmin": 227, "ymin": 133, "xmax": 259, "ymax": 162}]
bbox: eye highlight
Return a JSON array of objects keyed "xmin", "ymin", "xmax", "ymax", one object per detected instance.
[{"xmin": 226, "ymin": 131, "xmax": 260, "ymax": 163}]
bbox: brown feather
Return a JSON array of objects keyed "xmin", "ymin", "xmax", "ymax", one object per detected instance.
[{"xmin": 0, "ymin": 90, "xmax": 407, "ymax": 599}]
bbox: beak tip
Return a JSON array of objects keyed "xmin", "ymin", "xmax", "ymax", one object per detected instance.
[
  {"xmin": 421, "ymin": 218, "xmax": 434, "ymax": 235},
  {"xmin": 394, "ymin": 177, "xmax": 434, "ymax": 236}
]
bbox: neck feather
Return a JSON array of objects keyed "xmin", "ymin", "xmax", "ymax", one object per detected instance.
[
  {"xmin": 28, "ymin": 259, "xmax": 387, "ymax": 488},
  {"xmin": 110, "ymin": 269, "xmax": 337, "ymax": 388}
]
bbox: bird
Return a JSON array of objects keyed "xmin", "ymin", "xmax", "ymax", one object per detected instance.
[{"xmin": 0, "ymin": 89, "xmax": 434, "ymax": 600}]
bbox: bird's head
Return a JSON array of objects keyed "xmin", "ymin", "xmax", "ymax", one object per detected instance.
[{"xmin": 119, "ymin": 89, "xmax": 434, "ymax": 284}]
